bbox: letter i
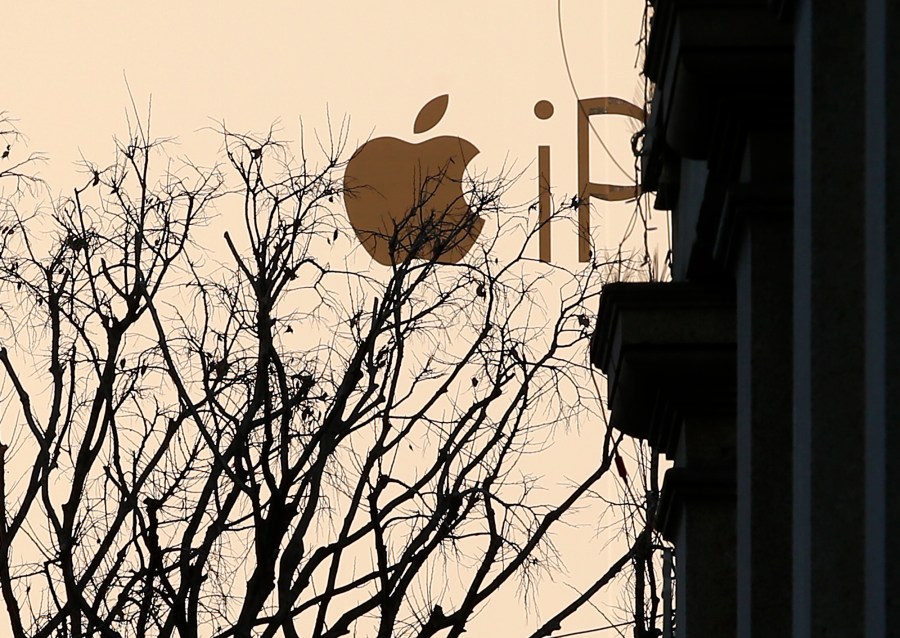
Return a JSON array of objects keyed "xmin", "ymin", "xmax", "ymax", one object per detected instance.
[{"xmin": 534, "ymin": 100, "xmax": 554, "ymax": 263}]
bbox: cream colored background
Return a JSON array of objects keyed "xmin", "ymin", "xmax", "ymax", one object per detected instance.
[
  {"xmin": 1, "ymin": 2, "xmax": 661, "ymax": 636},
  {"xmin": 4, "ymin": 1, "xmax": 654, "ymax": 253}
]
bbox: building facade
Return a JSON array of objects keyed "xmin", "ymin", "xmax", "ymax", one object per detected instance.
[{"xmin": 590, "ymin": 1, "xmax": 898, "ymax": 635}]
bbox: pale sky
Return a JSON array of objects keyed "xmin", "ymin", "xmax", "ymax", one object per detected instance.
[
  {"xmin": 3, "ymin": 1, "xmax": 654, "ymax": 259},
  {"xmin": 1, "ymin": 2, "xmax": 660, "ymax": 636}
]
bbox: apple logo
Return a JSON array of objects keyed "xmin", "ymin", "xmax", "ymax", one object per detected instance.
[{"xmin": 343, "ymin": 94, "xmax": 483, "ymax": 266}]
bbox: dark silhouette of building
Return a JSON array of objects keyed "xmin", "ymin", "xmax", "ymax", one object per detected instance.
[{"xmin": 590, "ymin": 1, "xmax": 897, "ymax": 636}]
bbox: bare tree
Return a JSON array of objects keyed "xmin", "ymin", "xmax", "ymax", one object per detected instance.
[
  {"xmin": 0, "ymin": 112, "xmax": 46, "ymax": 202},
  {"xmin": 0, "ymin": 114, "xmax": 665, "ymax": 638}
]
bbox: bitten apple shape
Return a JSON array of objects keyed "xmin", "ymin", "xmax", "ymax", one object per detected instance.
[{"xmin": 343, "ymin": 95, "xmax": 484, "ymax": 265}]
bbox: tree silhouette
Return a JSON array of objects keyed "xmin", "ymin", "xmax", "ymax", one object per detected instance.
[{"xmin": 0, "ymin": 114, "xmax": 666, "ymax": 638}]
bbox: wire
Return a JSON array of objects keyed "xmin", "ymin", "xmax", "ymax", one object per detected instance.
[
  {"xmin": 557, "ymin": 0, "xmax": 633, "ymax": 180},
  {"xmin": 549, "ymin": 614, "xmax": 664, "ymax": 637}
]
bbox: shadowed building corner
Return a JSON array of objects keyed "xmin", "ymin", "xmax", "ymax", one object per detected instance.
[{"xmin": 590, "ymin": 0, "xmax": 898, "ymax": 636}]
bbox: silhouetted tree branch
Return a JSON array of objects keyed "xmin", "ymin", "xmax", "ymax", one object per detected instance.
[{"xmin": 0, "ymin": 114, "xmax": 665, "ymax": 638}]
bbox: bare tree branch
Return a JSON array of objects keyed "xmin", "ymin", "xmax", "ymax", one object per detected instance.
[{"xmin": 0, "ymin": 112, "xmax": 666, "ymax": 638}]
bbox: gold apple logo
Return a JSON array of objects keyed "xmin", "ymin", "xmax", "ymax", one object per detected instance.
[{"xmin": 343, "ymin": 95, "xmax": 483, "ymax": 266}]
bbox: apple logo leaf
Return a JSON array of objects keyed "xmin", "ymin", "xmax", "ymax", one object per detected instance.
[{"xmin": 413, "ymin": 94, "xmax": 449, "ymax": 134}]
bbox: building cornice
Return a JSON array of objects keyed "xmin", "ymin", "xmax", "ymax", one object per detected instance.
[{"xmin": 591, "ymin": 282, "xmax": 735, "ymax": 454}]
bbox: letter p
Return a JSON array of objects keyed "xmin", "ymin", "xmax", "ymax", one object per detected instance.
[{"xmin": 577, "ymin": 97, "xmax": 645, "ymax": 262}]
